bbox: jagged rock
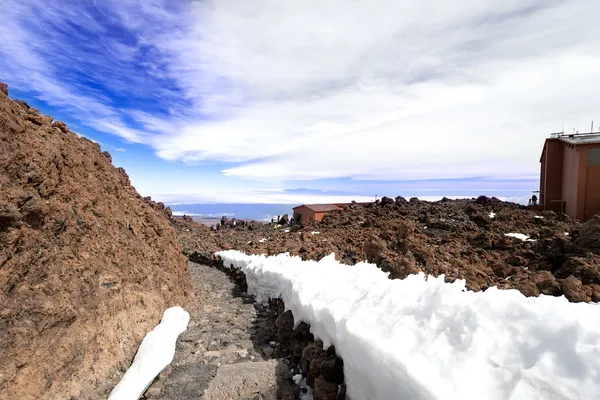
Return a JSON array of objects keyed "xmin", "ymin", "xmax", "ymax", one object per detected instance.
[
  {"xmin": 561, "ymin": 275, "xmax": 588, "ymax": 302},
  {"xmin": 278, "ymin": 214, "xmax": 289, "ymax": 225},
  {"xmin": 313, "ymin": 376, "xmax": 338, "ymax": 400},
  {"xmin": 381, "ymin": 196, "xmax": 394, "ymax": 205},
  {"xmin": 470, "ymin": 233, "xmax": 492, "ymax": 249},
  {"xmin": 395, "ymin": 196, "xmax": 408, "ymax": 205},
  {"xmin": 364, "ymin": 236, "xmax": 387, "ymax": 264},
  {"xmin": 475, "ymin": 195, "xmax": 491, "ymax": 205},
  {"xmin": 513, "ymin": 279, "xmax": 540, "ymax": 297},
  {"xmin": 575, "ymin": 215, "xmax": 600, "ymax": 254},
  {"xmin": 173, "ymin": 193, "xmax": 596, "ymax": 303},
  {"xmin": 0, "ymin": 82, "xmax": 8, "ymax": 96},
  {"xmin": 0, "ymin": 87, "xmax": 192, "ymax": 399},
  {"xmin": 52, "ymin": 120, "xmax": 69, "ymax": 133},
  {"xmin": 534, "ymin": 271, "xmax": 562, "ymax": 296}
]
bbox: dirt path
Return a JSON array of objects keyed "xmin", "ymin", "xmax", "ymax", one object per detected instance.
[{"xmin": 143, "ymin": 262, "xmax": 298, "ymax": 399}]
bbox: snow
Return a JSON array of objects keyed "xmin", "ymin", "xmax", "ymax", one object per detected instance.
[
  {"xmin": 293, "ymin": 374, "xmax": 303, "ymax": 384},
  {"xmin": 216, "ymin": 251, "xmax": 600, "ymax": 400},
  {"xmin": 284, "ymin": 229, "xmax": 291, "ymax": 233},
  {"xmin": 108, "ymin": 307, "xmax": 190, "ymax": 400},
  {"xmin": 504, "ymin": 232, "xmax": 536, "ymax": 242},
  {"xmin": 259, "ymin": 238, "xmax": 267, "ymax": 243},
  {"xmin": 311, "ymin": 231, "xmax": 320, "ymax": 235},
  {"xmin": 489, "ymin": 211, "xmax": 496, "ymax": 218},
  {"xmin": 534, "ymin": 215, "xmax": 544, "ymax": 219}
]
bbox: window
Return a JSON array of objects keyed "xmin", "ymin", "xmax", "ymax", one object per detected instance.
[{"xmin": 588, "ymin": 148, "xmax": 600, "ymax": 166}]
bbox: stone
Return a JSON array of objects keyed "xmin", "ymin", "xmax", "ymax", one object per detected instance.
[
  {"xmin": 561, "ymin": 275, "xmax": 588, "ymax": 303},
  {"xmin": 313, "ymin": 376, "xmax": 338, "ymax": 400},
  {"xmin": 262, "ymin": 347, "xmax": 274, "ymax": 358},
  {"xmin": 203, "ymin": 360, "xmax": 291, "ymax": 400}
]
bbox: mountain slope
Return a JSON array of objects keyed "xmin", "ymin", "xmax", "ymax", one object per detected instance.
[{"xmin": 0, "ymin": 83, "xmax": 192, "ymax": 399}]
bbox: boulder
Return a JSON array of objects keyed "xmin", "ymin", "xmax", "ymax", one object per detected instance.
[
  {"xmin": 575, "ymin": 215, "xmax": 600, "ymax": 253},
  {"xmin": 560, "ymin": 275, "xmax": 588, "ymax": 303},
  {"xmin": 278, "ymin": 214, "xmax": 289, "ymax": 225}
]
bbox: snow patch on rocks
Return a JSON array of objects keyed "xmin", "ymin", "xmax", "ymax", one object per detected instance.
[{"xmin": 108, "ymin": 307, "xmax": 190, "ymax": 400}]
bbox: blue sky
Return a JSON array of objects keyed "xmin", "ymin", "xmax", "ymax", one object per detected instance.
[{"xmin": 2, "ymin": 0, "xmax": 599, "ymax": 204}]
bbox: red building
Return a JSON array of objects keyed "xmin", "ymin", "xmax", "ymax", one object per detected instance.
[
  {"xmin": 292, "ymin": 204, "xmax": 342, "ymax": 224},
  {"xmin": 539, "ymin": 132, "xmax": 600, "ymax": 221}
]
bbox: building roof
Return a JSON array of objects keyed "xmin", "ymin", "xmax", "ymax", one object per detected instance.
[
  {"xmin": 555, "ymin": 133, "xmax": 600, "ymax": 145},
  {"xmin": 293, "ymin": 204, "xmax": 342, "ymax": 212}
]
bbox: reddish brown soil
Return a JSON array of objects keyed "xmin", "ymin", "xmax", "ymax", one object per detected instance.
[{"xmin": 0, "ymin": 84, "xmax": 192, "ymax": 399}]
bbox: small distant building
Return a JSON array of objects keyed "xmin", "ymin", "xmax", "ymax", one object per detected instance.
[
  {"xmin": 292, "ymin": 204, "xmax": 342, "ymax": 224},
  {"xmin": 539, "ymin": 132, "xmax": 600, "ymax": 220}
]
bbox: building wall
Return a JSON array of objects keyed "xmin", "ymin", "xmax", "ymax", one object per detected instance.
[
  {"xmin": 293, "ymin": 206, "xmax": 315, "ymax": 225},
  {"xmin": 540, "ymin": 138, "xmax": 600, "ymax": 221},
  {"xmin": 292, "ymin": 207, "xmax": 333, "ymax": 224},
  {"xmin": 562, "ymin": 144, "xmax": 580, "ymax": 219},
  {"xmin": 313, "ymin": 212, "xmax": 328, "ymax": 222},
  {"xmin": 584, "ymin": 145, "xmax": 600, "ymax": 220},
  {"xmin": 542, "ymin": 139, "xmax": 564, "ymax": 213},
  {"xmin": 540, "ymin": 149, "xmax": 547, "ymax": 206}
]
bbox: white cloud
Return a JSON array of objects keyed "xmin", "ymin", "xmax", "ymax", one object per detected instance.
[
  {"xmin": 115, "ymin": 147, "xmax": 126, "ymax": 152},
  {"xmin": 149, "ymin": 0, "xmax": 600, "ymax": 181},
  {"xmin": 153, "ymin": 189, "xmax": 376, "ymax": 205},
  {"xmin": 2, "ymin": 0, "xmax": 600, "ymax": 185}
]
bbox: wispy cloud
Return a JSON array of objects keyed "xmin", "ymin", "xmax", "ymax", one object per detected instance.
[
  {"xmin": 114, "ymin": 147, "xmax": 126, "ymax": 152},
  {"xmin": 2, "ymin": 0, "xmax": 600, "ymax": 186}
]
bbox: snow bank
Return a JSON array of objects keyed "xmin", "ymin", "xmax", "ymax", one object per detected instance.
[
  {"xmin": 108, "ymin": 307, "xmax": 190, "ymax": 400},
  {"xmin": 505, "ymin": 232, "xmax": 536, "ymax": 242},
  {"xmin": 216, "ymin": 251, "xmax": 600, "ymax": 400}
]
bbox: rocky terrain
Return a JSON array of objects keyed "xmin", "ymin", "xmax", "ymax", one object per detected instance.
[
  {"xmin": 175, "ymin": 196, "xmax": 600, "ymax": 303},
  {"xmin": 171, "ymin": 198, "xmax": 600, "ymax": 399},
  {"xmin": 0, "ymin": 84, "xmax": 192, "ymax": 399},
  {"xmin": 142, "ymin": 261, "xmax": 299, "ymax": 400}
]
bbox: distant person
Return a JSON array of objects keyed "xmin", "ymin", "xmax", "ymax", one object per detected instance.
[
  {"xmin": 531, "ymin": 195, "xmax": 538, "ymax": 205},
  {"xmin": 290, "ymin": 217, "xmax": 294, "ymax": 225}
]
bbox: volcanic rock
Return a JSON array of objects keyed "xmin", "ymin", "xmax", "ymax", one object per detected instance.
[{"xmin": 0, "ymin": 83, "xmax": 192, "ymax": 399}]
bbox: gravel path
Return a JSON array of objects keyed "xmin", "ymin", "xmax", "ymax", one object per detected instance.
[{"xmin": 143, "ymin": 262, "xmax": 298, "ymax": 399}]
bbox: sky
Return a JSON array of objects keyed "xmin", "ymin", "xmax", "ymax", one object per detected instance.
[{"xmin": 2, "ymin": 0, "xmax": 599, "ymax": 205}]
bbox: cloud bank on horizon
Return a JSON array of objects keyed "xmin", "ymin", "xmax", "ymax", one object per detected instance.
[{"xmin": 1, "ymin": 0, "xmax": 599, "ymax": 202}]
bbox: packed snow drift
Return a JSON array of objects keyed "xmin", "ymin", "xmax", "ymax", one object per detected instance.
[
  {"xmin": 108, "ymin": 307, "xmax": 190, "ymax": 400},
  {"xmin": 216, "ymin": 250, "xmax": 600, "ymax": 400}
]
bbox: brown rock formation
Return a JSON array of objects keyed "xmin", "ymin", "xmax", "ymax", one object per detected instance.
[
  {"xmin": 175, "ymin": 195, "xmax": 600, "ymax": 303},
  {"xmin": 0, "ymin": 84, "xmax": 192, "ymax": 399}
]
